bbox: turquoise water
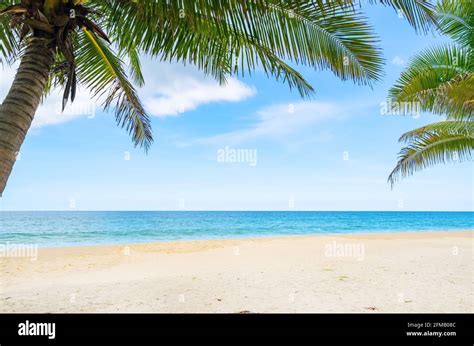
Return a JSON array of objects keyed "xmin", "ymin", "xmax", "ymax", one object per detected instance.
[{"xmin": 0, "ymin": 211, "xmax": 472, "ymax": 247}]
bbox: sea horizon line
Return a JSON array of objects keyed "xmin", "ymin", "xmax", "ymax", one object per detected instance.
[{"xmin": 0, "ymin": 210, "xmax": 473, "ymax": 213}]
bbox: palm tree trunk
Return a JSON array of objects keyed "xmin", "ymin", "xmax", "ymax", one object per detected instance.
[{"xmin": 0, "ymin": 38, "xmax": 53, "ymax": 196}]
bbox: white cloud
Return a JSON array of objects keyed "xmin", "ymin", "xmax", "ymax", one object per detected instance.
[
  {"xmin": 391, "ymin": 56, "xmax": 406, "ymax": 66},
  {"xmin": 0, "ymin": 58, "xmax": 256, "ymax": 127},
  {"xmin": 139, "ymin": 60, "xmax": 256, "ymax": 117},
  {"xmin": 193, "ymin": 101, "xmax": 343, "ymax": 145},
  {"xmin": 0, "ymin": 64, "xmax": 16, "ymax": 99},
  {"xmin": 1, "ymin": 64, "xmax": 98, "ymax": 128},
  {"xmin": 33, "ymin": 89, "xmax": 98, "ymax": 128}
]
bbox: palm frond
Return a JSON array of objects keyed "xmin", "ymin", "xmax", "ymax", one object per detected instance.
[
  {"xmin": 388, "ymin": 122, "xmax": 474, "ymax": 186},
  {"xmin": 389, "ymin": 44, "xmax": 473, "ymax": 119},
  {"xmin": 94, "ymin": 0, "xmax": 386, "ymax": 97},
  {"xmin": 399, "ymin": 120, "xmax": 474, "ymax": 142},
  {"xmin": 366, "ymin": 0, "xmax": 437, "ymax": 33},
  {"xmin": 436, "ymin": 0, "xmax": 474, "ymax": 49},
  {"xmin": 123, "ymin": 44, "xmax": 145, "ymax": 88},
  {"xmin": 76, "ymin": 28, "xmax": 153, "ymax": 150},
  {"xmin": 0, "ymin": 0, "xmax": 20, "ymax": 65}
]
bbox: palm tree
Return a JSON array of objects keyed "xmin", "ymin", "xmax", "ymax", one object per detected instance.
[
  {"xmin": 388, "ymin": 0, "xmax": 473, "ymax": 186},
  {"xmin": 0, "ymin": 0, "xmax": 436, "ymax": 195}
]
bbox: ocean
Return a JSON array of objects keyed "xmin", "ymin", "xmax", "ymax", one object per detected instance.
[{"xmin": 0, "ymin": 211, "xmax": 472, "ymax": 247}]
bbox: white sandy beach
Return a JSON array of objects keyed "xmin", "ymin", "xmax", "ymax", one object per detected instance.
[{"xmin": 0, "ymin": 231, "xmax": 472, "ymax": 313}]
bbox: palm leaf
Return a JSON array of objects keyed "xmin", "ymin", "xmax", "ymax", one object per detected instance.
[
  {"xmin": 388, "ymin": 121, "xmax": 474, "ymax": 186},
  {"xmin": 94, "ymin": 0, "xmax": 386, "ymax": 96},
  {"xmin": 123, "ymin": 44, "xmax": 145, "ymax": 88},
  {"xmin": 399, "ymin": 120, "xmax": 474, "ymax": 142},
  {"xmin": 0, "ymin": 0, "xmax": 19, "ymax": 65},
  {"xmin": 366, "ymin": 0, "xmax": 437, "ymax": 33},
  {"xmin": 436, "ymin": 0, "xmax": 474, "ymax": 49},
  {"xmin": 76, "ymin": 28, "xmax": 153, "ymax": 150},
  {"xmin": 389, "ymin": 44, "xmax": 473, "ymax": 119}
]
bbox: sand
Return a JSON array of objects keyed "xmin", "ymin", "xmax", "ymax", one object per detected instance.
[{"xmin": 0, "ymin": 231, "xmax": 472, "ymax": 313}]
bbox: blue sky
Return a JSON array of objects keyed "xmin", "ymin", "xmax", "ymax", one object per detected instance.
[{"xmin": 0, "ymin": 5, "xmax": 472, "ymax": 211}]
